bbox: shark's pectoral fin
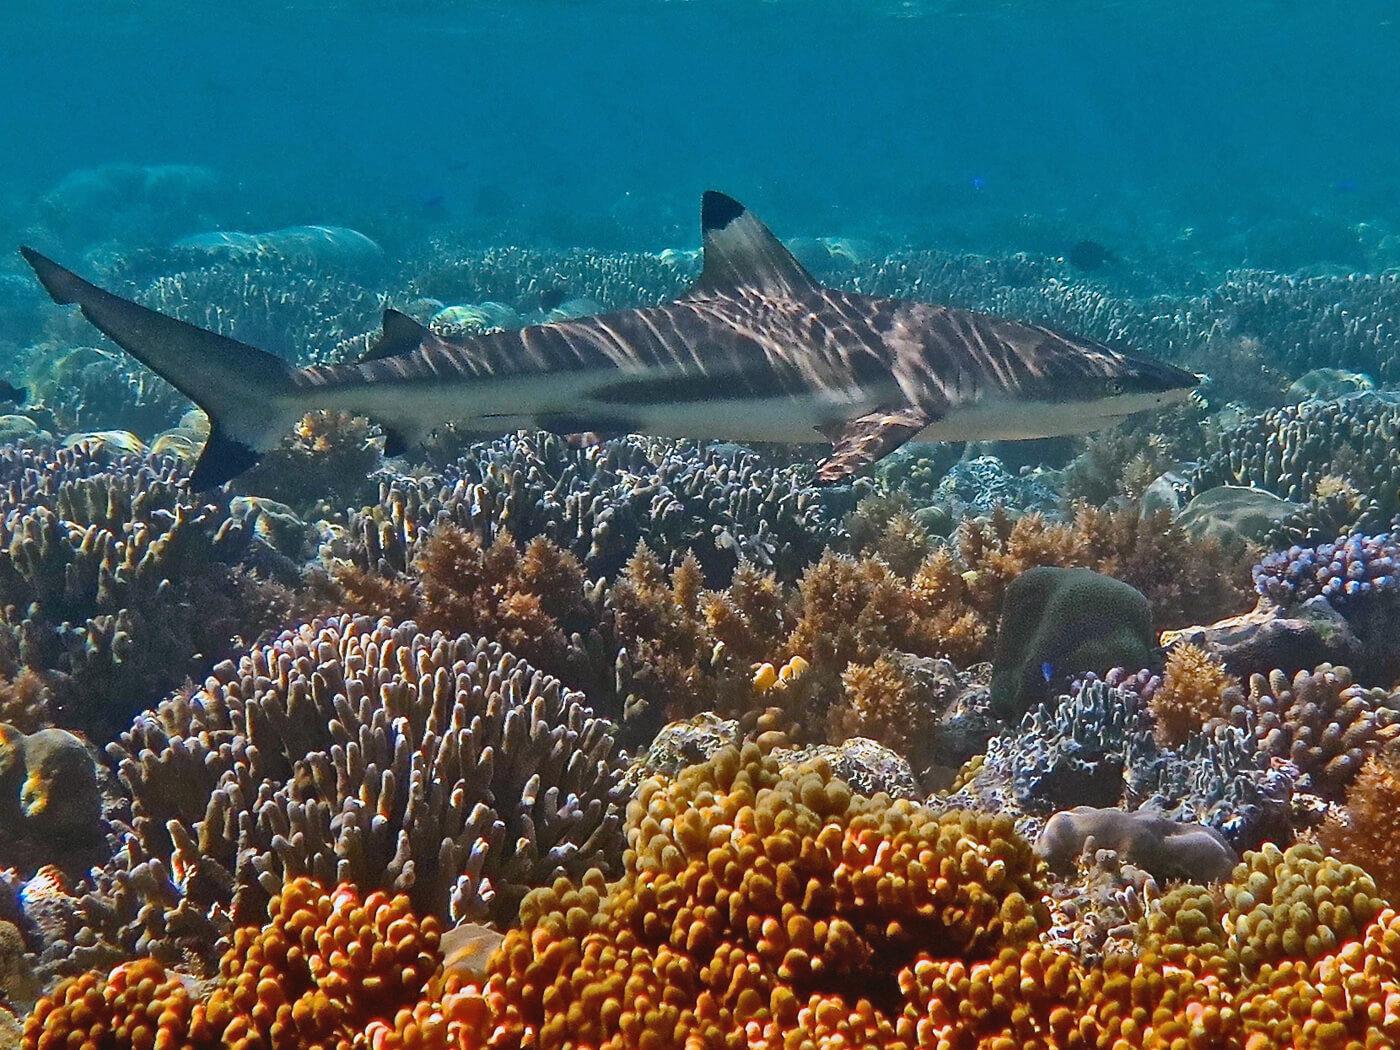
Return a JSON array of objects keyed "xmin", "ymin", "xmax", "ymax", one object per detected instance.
[{"xmin": 814, "ymin": 407, "xmax": 932, "ymax": 485}]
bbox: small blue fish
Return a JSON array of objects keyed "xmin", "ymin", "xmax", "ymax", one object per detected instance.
[
  {"xmin": 1041, "ymin": 660, "xmax": 1055, "ymax": 683},
  {"xmin": 969, "ymin": 175, "xmax": 987, "ymax": 191}
]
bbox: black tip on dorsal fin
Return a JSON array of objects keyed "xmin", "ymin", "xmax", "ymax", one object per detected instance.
[
  {"xmin": 361, "ymin": 308, "xmax": 429, "ymax": 362},
  {"xmin": 688, "ymin": 190, "xmax": 819, "ymax": 300}
]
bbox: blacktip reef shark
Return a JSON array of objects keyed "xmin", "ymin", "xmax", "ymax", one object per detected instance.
[{"xmin": 19, "ymin": 191, "xmax": 1198, "ymax": 490}]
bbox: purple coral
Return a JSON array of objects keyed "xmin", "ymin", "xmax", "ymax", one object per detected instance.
[{"xmin": 1253, "ymin": 532, "xmax": 1400, "ymax": 609}]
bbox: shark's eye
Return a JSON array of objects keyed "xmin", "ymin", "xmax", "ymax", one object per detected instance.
[{"xmin": 1105, "ymin": 380, "xmax": 1124, "ymax": 396}]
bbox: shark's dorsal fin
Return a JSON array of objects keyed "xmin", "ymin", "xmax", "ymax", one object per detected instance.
[
  {"xmin": 687, "ymin": 190, "xmax": 820, "ymax": 299},
  {"xmin": 361, "ymin": 309, "xmax": 429, "ymax": 362}
]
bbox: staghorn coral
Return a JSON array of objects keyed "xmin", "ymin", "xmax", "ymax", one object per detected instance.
[
  {"xmin": 0, "ymin": 442, "xmax": 308, "ymax": 741},
  {"xmin": 1319, "ymin": 744, "xmax": 1400, "ymax": 905},
  {"xmin": 1232, "ymin": 664, "xmax": 1400, "ymax": 800},
  {"xmin": 76, "ymin": 615, "xmax": 625, "ymax": 976},
  {"xmin": 1151, "ymin": 643, "xmax": 1241, "ymax": 747}
]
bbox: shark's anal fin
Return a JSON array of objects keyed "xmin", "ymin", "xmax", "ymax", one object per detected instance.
[
  {"xmin": 361, "ymin": 309, "xmax": 430, "ymax": 362},
  {"xmin": 814, "ymin": 407, "xmax": 932, "ymax": 485}
]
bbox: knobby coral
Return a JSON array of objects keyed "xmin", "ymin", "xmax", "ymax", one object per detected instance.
[{"xmin": 71, "ymin": 615, "xmax": 625, "ymax": 976}]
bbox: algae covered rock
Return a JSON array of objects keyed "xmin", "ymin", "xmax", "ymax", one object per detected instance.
[
  {"xmin": 1035, "ymin": 805, "xmax": 1236, "ymax": 882},
  {"xmin": 0, "ymin": 723, "xmax": 102, "ymax": 836},
  {"xmin": 1176, "ymin": 485, "xmax": 1300, "ymax": 546},
  {"xmin": 989, "ymin": 566, "xmax": 1156, "ymax": 719}
]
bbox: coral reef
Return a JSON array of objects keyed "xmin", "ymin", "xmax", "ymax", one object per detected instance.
[
  {"xmin": 0, "ymin": 442, "xmax": 307, "ymax": 740},
  {"xmin": 79, "ymin": 615, "xmax": 625, "ymax": 975},
  {"xmin": 954, "ymin": 671, "xmax": 1294, "ymax": 848},
  {"xmin": 988, "ymin": 566, "xmax": 1156, "ymax": 720},
  {"xmin": 22, "ymin": 878, "xmax": 440, "ymax": 1050},
  {"xmin": 333, "ymin": 430, "xmax": 858, "ymax": 585},
  {"xmin": 0, "ymin": 723, "xmax": 101, "ymax": 837},
  {"xmin": 1232, "ymin": 664, "xmax": 1400, "ymax": 800},
  {"xmin": 1319, "ymin": 743, "xmax": 1400, "ymax": 904},
  {"xmin": 1150, "ymin": 642, "xmax": 1240, "ymax": 746}
]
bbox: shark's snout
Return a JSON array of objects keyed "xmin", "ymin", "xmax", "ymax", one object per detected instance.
[{"xmin": 1123, "ymin": 355, "xmax": 1201, "ymax": 394}]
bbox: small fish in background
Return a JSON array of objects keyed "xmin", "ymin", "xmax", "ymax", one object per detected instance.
[
  {"xmin": 969, "ymin": 175, "xmax": 988, "ymax": 191},
  {"xmin": 1333, "ymin": 178, "xmax": 1359, "ymax": 194},
  {"xmin": 1067, "ymin": 239, "xmax": 1116, "ymax": 272},
  {"xmin": 0, "ymin": 380, "xmax": 27, "ymax": 405}
]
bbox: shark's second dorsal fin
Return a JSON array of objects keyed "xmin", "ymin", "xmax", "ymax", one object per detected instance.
[
  {"xmin": 361, "ymin": 309, "xmax": 429, "ymax": 362},
  {"xmin": 687, "ymin": 190, "xmax": 820, "ymax": 299}
]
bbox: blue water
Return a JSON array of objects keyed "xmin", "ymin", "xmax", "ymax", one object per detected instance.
[{"xmin": 5, "ymin": 0, "xmax": 1398, "ymax": 266}]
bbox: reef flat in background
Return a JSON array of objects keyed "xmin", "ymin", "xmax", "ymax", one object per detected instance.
[{"xmin": 5, "ymin": 163, "xmax": 1400, "ymax": 1047}]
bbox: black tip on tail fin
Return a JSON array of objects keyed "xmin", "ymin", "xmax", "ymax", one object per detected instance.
[
  {"xmin": 191, "ymin": 426, "xmax": 261, "ymax": 491},
  {"xmin": 361, "ymin": 309, "xmax": 429, "ymax": 362}
]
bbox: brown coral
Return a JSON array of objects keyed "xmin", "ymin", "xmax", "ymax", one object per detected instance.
[
  {"xmin": 75, "ymin": 615, "xmax": 624, "ymax": 976},
  {"xmin": 22, "ymin": 879, "xmax": 443, "ymax": 1050},
  {"xmin": 1151, "ymin": 643, "xmax": 1241, "ymax": 746},
  {"xmin": 1237, "ymin": 664, "xmax": 1400, "ymax": 799},
  {"xmin": 454, "ymin": 743, "xmax": 1048, "ymax": 1048},
  {"xmin": 1319, "ymin": 744, "xmax": 1400, "ymax": 904}
]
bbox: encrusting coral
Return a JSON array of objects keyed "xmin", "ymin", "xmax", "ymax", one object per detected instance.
[{"xmin": 71, "ymin": 615, "xmax": 626, "ymax": 976}]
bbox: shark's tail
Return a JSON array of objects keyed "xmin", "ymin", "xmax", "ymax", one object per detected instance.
[{"xmin": 20, "ymin": 247, "xmax": 306, "ymax": 489}]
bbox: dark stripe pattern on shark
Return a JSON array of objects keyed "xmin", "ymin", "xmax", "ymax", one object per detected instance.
[{"xmin": 19, "ymin": 191, "xmax": 1199, "ymax": 489}]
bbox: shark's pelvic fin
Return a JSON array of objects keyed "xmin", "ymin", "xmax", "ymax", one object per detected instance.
[
  {"xmin": 688, "ymin": 191, "xmax": 821, "ymax": 299},
  {"xmin": 19, "ymin": 246, "xmax": 302, "ymax": 490},
  {"xmin": 815, "ymin": 407, "xmax": 932, "ymax": 485},
  {"xmin": 362, "ymin": 308, "xmax": 430, "ymax": 362}
]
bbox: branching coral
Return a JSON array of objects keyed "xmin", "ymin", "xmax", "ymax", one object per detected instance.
[
  {"xmin": 76, "ymin": 615, "xmax": 625, "ymax": 975},
  {"xmin": 453, "ymin": 744, "xmax": 1048, "ymax": 1048},
  {"xmin": 0, "ymin": 442, "xmax": 311, "ymax": 740},
  {"xmin": 1233, "ymin": 664, "xmax": 1400, "ymax": 800},
  {"xmin": 1319, "ymin": 744, "xmax": 1400, "ymax": 905},
  {"xmin": 334, "ymin": 431, "xmax": 857, "ymax": 587},
  {"xmin": 1151, "ymin": 643, "xmax": 1241, "ymax": 746}
]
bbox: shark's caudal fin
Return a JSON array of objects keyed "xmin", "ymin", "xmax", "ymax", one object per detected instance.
[
  {"xmin": 688, "ymin": 190, "xmax": 821, "ymax": 298},
  {"xmin": 19, "ymin": 247, "xmax": 302, "ymax": 489}
]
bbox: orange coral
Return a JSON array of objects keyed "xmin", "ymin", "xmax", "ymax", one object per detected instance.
[
  {"xmin": 828, "ymin": 655, "xmax": 937, "ymax": 765},
  {"xmin": 1320, "ymin": 744, "xmax": 1400, "ymax": 904},
  {"xmin": 23, "ymin": 880, "xmax": 443, "ymax": 1050},
  {"xmin": 1151, "ymin": 644, "xmax": 1241, "ymax": 746}
]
